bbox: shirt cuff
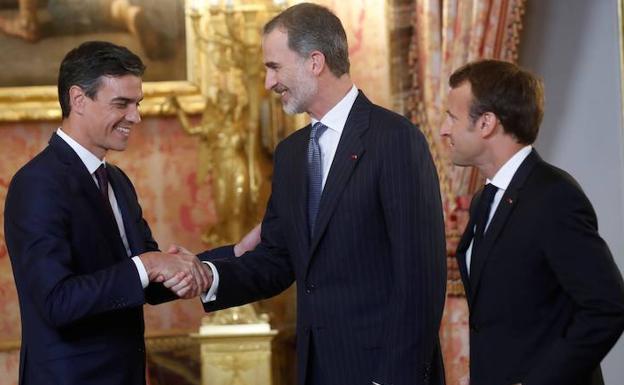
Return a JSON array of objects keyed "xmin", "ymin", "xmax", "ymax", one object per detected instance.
[
  {"xmin": 200, "ymin": 261, "xmax": 219, "ymax": 303},
  {"xmin": 131, "ymin": 256, "xmax": 149, "ymax": 289}
]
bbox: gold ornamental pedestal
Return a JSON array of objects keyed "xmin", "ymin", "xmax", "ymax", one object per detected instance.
[
  {"xmin": 192, "ymin": 314, "xmax": 278, "ymax": 385},
  {"xmin": 179, "ymin": 1, "xmax": 296, "ymax": 384}
]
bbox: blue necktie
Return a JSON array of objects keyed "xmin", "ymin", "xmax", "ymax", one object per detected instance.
[{"xmin": 308, "ymin": 122, "xmax": 328, "ymax": 237}]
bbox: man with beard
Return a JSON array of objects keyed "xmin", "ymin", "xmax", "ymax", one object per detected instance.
[
  {"xmin": 169, "ymin": 3, "xmax": 447, "ymax": 385},
  {"xmin": 3, "ymin": 40, "xmax": 241, "ymax": 385},
  {"xmin": 442, "ymin": 59, "xmax": 624, "ymax": 385}
]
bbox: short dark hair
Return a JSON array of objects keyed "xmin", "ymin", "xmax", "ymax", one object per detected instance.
[
  {"xmin": 264, "ymin": 3, "xmax": 350, "ymax": 77},
  {"xmin": 449, "ymin": 59, "xmax": 544, "ymax": 144},
  {"xmin": 58, "ymin": 41, "xmax": 146, "ymax": 118}
]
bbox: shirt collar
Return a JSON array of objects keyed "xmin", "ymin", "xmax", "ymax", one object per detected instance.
[
  {"xmin": 56, "ymin": 128, "xmax": 105, "ymax": 174},
  {"xmin": 487, "ymin": 145, "xmax": 533, "ymax": 190},
  {"xmin": 310, "ymin": 84, "xmax": 358, "ymax": 134}
]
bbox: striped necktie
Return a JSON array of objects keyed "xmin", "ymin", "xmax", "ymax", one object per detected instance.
[{"xmin": 308, "ymin": 122, "xmax": 328, "ymax": 237}]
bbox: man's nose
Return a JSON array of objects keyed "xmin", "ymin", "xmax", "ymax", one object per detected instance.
[
  {"xmin": 126, "ymin": 105, "xmax": 141, "ymax": 124},
  {"xmin": 265, "ymin": 70, "xmax": 276, "ymax": 91}
]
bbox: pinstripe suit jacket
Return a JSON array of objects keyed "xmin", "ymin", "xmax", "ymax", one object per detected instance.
[{"xmin": 201, "ymin": 91, "xmax": 447, "ymax": 385}]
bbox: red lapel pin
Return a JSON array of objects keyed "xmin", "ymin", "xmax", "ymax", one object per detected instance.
[{"xmin": 351, "ymin": 154, "xmax": 358, "ymax": 160}]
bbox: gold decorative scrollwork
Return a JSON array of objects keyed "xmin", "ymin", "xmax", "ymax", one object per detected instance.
[{"xmin": 171, "ymin": 0, "xmax": 298, "ymax": 246}]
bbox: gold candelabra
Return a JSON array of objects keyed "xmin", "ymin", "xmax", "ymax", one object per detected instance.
[
  {"xmin": 177, "ymin": 5, "xmax": 294, "ymax": 384},
  {"xmin": 172, "ymin": 3, "xmax": 310, "ymax": 384},
  {"xmin": 174, "ymin": 0, "xmax": 289, "ymax": 247}
]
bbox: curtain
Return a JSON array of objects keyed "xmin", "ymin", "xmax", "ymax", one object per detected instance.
[{"xmin": 407, "ymin": 1, "xmax": 525, "ymax": 383}]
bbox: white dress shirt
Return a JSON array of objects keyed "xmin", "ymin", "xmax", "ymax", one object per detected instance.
[
  {"xmin": 56, "ymin": 128, "xmax": 150, "ymax": 287},
  {"xmin": 466, "ymin": 145, "xmax": 532, "ymax": 275},
  {"xmin": 311, "ymin": 84, "xmax": 359, "ymax": 189}
]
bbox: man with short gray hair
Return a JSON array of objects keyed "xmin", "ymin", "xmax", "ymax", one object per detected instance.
[{"xmin": 182, "ymin": 4, "xmax": 448, "ymax": 385}]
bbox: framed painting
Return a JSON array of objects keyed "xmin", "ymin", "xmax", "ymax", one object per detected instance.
[{"xmin": 0, "ymin": 0, "xmax": 206, "ymax": 121}]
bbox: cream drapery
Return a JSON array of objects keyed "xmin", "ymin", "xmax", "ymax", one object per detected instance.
[
  {"xmin": 407, "ymin": 1, "xmax": 525, "ymax": 383},
  {"xmin": 410, "ymin": 0, "xmax": 525, "ymax": 213}
]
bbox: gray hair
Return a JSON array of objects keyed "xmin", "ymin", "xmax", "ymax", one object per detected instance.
[{"xmin": 264, "ymin": 3, "xmax": 350, "ymax": 77}]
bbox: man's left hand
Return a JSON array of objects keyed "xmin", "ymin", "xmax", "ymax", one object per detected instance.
[{"xmin": 234, "ymin": 223, "xmax": 261, "ymax": 256}]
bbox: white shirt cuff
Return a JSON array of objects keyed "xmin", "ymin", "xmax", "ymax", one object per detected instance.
[
  {"xmin": 131, "ymin": 256, "xmax": 149, "ymax": 289},
  {"xmin": 201, "ymin": 261, "xmax": 219, "ymax": 303}
]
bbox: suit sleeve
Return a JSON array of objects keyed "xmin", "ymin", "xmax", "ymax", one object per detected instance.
[
  {"xmin": 375, "ymin": 120, "xmax": 447, "ymax": 385},
  {"xmin": 523, "ymin": 182, "xmax": 624, "ymax": 385},
  {"xmin": 198, "ymin": 245, "xmax": 236, "ymax": 261},
  {"xmin": 199, "ymin": 145, "xmax": 295, "ymax": 312},
  {"xmin": 4, "ymin": 169, "xmax": 147, "ymax": 328},
  {"xmin": 129, "ymin": 187, "xmax": 180, "ymax": 306},
  {"xmin": 114, "ymin": 165, "xmax": 177, "ymax": 305}
]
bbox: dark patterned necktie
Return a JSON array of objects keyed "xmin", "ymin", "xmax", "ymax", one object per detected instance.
[
  {"xmin": 94, "ymin": 164, "xmax": 114, "ymax": 216},
  {"xmin": 472, "ymin": 183, "xmax": 498, "ymax": 250},
  {"xmin": 308, "ymin": 122, "xmax": 328, "ymax": 237}
]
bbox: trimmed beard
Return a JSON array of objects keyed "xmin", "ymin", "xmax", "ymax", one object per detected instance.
[{"xmin": 282, "ymin": 69, "xmax": 318, "ymax": 115}]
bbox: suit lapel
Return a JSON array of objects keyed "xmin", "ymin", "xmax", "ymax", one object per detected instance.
[
  {"xmin": 456, "ymin": 202, "xmax": 478, "ymax": 300},
  {"xmin": 107, "ymin": 165, "xmax": 142, "ymax": 255},
  {"xmin": 283, "ymin": 127, "xmax": 312, "ymax": 258},
  {"xmin": 308, "ymin": 92, "xmax": 369, "ymax": 256},
  {"xmin": 294, "ymin": 127, "xmax": 312, "ymax": 254},
  {"xmin": 49, "ymin": 134, "xmax": 129, "ymax": 260},
  {"xmin": 468, "ymin": 150, "xmax": 541, "ymax": 303}
]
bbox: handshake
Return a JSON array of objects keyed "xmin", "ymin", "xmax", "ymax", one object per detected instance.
[
  {"xmin": 139, "ymin": 245, "xmax": 211, "ymax": 299},
  {"xmin": 137, "ymin": 224, "xmax": 261, "ymax": 299}
]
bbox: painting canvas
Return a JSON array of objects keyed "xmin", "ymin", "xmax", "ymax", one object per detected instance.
[
  {"xmin": 0, "ymin": 0, "xmax": 186, "ymax": 85},
  {"xmin": 0, "ymin": 0, "xmax": 203, "ymax": 121}
]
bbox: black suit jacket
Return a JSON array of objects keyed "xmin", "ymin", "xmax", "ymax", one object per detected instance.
[
  {"xmin": 456, "ymin": 150, "xmax": 624, "ymax": 385},
  {"xmin": 200, "ymin": 92, "xmax": 447, "ymax": 385},
  {"xmin": 4, "ymin": 133, "xmax": 175, "ymax": 385}
]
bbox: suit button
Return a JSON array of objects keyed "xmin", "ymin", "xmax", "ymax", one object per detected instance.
[
  {"xmin": 305, "ymin": 288, "xmax": 311, "ymax": 294},
  {"xmin": 305, "ymin": 284, "xmax": 315, "ymax": 294}
]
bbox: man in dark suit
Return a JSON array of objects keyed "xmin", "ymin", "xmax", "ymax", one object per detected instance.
[
  {"xmin": 176, "ymin": 3, "xmax": 447, "ymax": 385},
  {"xmin": 441, "ymin": 59, "xmax": 624, "ymax": 385},
  {"xmin": 3, "ymin": 41, "xmax": 214, "ymax": 385}
]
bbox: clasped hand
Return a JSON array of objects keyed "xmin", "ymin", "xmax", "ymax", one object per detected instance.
[
  {"xmin": 138, "ymin": 223, "xmax": 262, "ymax": 299},
  {"xmin": 139, "ymin": 247, "xmax": 211, "ymax": 299}
]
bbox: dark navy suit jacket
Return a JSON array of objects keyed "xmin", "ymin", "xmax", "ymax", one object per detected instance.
[
  {"xmin": 456, "ymin": 150, "xmax": 624, "ymax": 385},
  {"xmin": 4, "ymin": 133, "xmax": 176, "ymax": 385},
  {"xmin": 200, "ymin": 92, "xmax": 447, "ymax": 385}
]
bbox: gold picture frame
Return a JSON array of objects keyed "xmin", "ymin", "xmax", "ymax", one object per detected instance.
[{"xmin": 0, "ymin": 0, "xmax": 206, "ymax": 122}]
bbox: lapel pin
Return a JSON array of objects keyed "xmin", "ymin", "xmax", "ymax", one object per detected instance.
[
  {"xmin": 351, "ymin": 154, "xmax": 358, "ymax": 160},
  {"xmin": 506, "ymin": 197, "xmax": 513, "ymax": 204}
]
